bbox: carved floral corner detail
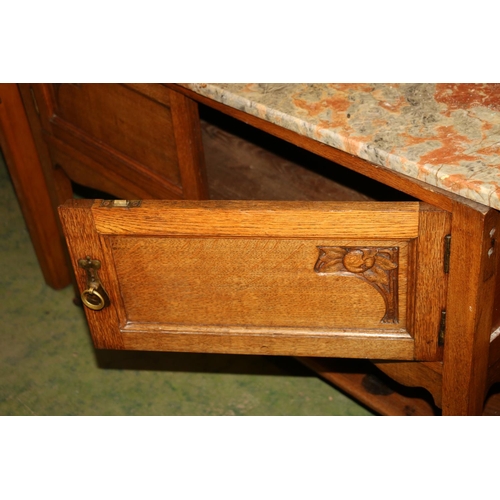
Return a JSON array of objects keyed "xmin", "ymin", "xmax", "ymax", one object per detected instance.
[{"xmin": 314, "ymin": 246, "xmax": 399, "ymax": 324}]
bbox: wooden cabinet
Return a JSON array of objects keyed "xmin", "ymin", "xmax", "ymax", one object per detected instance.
[{"xmin": 3, "ymin": 83, "xmax": 500, "ymax": 415}]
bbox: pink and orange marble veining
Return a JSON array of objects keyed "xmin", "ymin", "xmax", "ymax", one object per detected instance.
[{"xmin": 181, "ymin": 83, "xmax": 500, "ymax": 209}]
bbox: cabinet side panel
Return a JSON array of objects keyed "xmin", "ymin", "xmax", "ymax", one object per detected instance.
[{"xmin": 442, "ymin": 204, "xmax": 498, "ymax": 415}]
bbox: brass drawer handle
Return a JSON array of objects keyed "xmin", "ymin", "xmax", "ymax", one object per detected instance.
[
  {"xmin": 81, "ymin": 287, "xmax": 107, "ymax": 311},
  {"xmin": 78, "ymin": 256, "xmax": 110, "ymax": 311}
]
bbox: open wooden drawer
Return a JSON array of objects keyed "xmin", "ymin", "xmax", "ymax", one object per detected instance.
[{"xmin": 59, "ymin": 198, "xmax": 450, "ymax": 362}]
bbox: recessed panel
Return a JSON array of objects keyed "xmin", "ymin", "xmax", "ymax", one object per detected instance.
[
  {"xmin": 53, "ymin": 84, "xmax": 181, "ymax": 185},
  {"xmin": 110, "ymin": 236, "xmax": 408, "ymax": 332}
]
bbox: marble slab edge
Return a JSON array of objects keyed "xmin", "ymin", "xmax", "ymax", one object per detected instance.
[{"xmin": 180, "ymin": 83, "xmax": 500, "ymax": 211}]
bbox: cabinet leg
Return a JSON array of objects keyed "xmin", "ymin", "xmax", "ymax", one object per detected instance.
[
  {"xmin": 441, "ymin": 201, "xmax": 499, "ymax": 415},
  {"xmin": 0, "ymin": 84, "xmax": 72, "ymax": 289}
]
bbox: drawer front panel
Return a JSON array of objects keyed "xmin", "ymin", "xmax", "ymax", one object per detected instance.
[{"xmin": 59, "ymin": 199, "xmax": 449, "ymax": 360}]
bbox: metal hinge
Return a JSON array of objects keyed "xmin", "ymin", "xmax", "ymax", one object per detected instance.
[
  {"xmin": 100, "ymin": 200, "xmax": 142, "ymax": 208},
  {"xmin": 443, "ymin": 234, "xmax": 451, "ymax": 273},
  {"xmin": 438, "ymin": 309, "xmax": 446, "ymax": 346}
]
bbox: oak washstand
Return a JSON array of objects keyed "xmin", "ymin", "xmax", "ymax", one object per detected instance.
[{"xmin": 2, "ymin": 83, "xmax": 499, "ymax": 416}]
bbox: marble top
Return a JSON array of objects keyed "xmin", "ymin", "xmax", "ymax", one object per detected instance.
[{"xmin": 181, "ymin": 83, "xmax": 500, "ymax": 210}]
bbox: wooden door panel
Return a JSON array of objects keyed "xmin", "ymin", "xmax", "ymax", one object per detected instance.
[
  {"xmin": 49, "ymin": 83, "xmax": 182, "ymax": 186},
  {"xmin": 59, "ymin": 199, "xmax": 449, "ymax": 360},
  {"xmin": 19, "ymin": 83, "xmax": 208, "ymax": 201}
]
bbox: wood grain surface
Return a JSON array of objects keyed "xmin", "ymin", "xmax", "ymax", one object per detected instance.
[
  {"xmin": 91, "ymin": 200, "xmax": 420, "ymax": 239},
  {"xmin": 110, "ymin": 236, "xmax": 407, "ymax": 330}
]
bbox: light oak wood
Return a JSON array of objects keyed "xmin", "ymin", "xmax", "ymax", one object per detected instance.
[
  {"xmin": 57, "ymin": 199, "xmax": 124, "ymax": 350},
  {"xmin": 412, "ymin": 205, "xmax": 450, "ymax": 360},
  {"xmin": 59, "ymin": 198, "xmax": 449, "ymax": 361},
  {"xmin": 6, "ymin": 83, "xmax": 500, "ymax": 414},
  {"xmin": 91, "ymin": 200, "xmax": 420, "ymax": 238},
  {"xmin": 442, "ymin": 203, "xmax": 500, "ymax": 415},
  {"xmin": 120, "ymin": 331, "xmax": 414, "ymax": 359},
  {"xmin": 111, "ymin": 236, "xmax": 407, "ymax": 330}
]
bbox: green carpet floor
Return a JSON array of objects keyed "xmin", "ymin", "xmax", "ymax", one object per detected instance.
[{"xmin": 0, "ymin": 152, "xmax": 373, "ymax": 416}]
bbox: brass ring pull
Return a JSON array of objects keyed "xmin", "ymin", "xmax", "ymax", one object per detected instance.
[
  {"xmin": 81, "ymin": 288, "xmax": 106, "ymax": 311},
  {"xmin": 78, "ymin": 257, "xmax": 110, "ymax": 311}
]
